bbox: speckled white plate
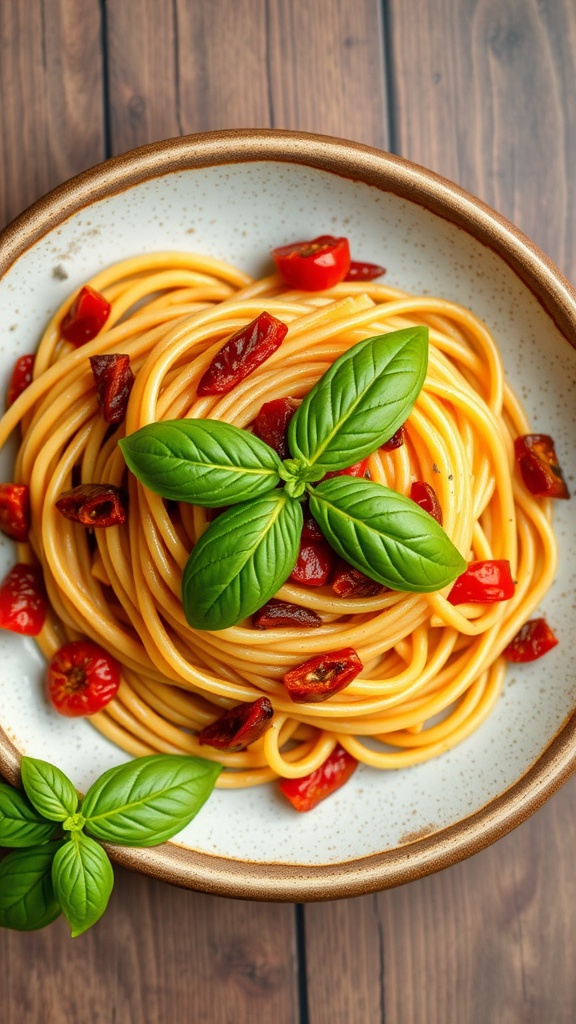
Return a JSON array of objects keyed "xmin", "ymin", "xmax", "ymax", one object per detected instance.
[{"xmin": 1, "ymin": 131, "xmax": 575, "ymax": 899}]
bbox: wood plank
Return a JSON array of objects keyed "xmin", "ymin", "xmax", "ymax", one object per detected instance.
[
  {"xmin": 387, "ymin": 0, "xmax": 576, "ymax": 279},
  {"xmin": 105, "ymin": 0, "xmax": 389, "ymax": 151},
  {"xmin": 0, "ymin": 0, "xmax": 105, "ymax": 228},
  {"xmin": 3, "ymin": 865, "xmax": 300, "ymax": 1024}
]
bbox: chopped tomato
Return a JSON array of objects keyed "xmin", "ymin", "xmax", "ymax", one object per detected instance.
[
  {"xmin": 0, "ymin": 563, "xmax": 47, "ymax": 635},
  {"xmin": 197, "ymin": 312, "xmax": 288, "ymax": 395},
  {"xmin": 503, "ymin": 618, "xmax": 559, "ymax": 662},
  {"xmin": 290, "ymin": 538, "xmax": 335, "ymax": 586},
  {"xmin": 344, "ymin": 261, "xmax": 386, "ymax": 282},
  {"xmin": 409, "ymin": 481, "xmax": 443, "ymax": 524},
  {"xmin": 447, "ymin": 559, "xmax": 515, "ymax": 604},
  {"xmin": 6, "ymin": 354, "xmax": 34, "ymax": 407},
  {"xmin": 283, "ymin": 648, "xmax": 363, "ymax": 703},
  {"xmin": 272, "ymin": 236, "xmax": 351, "ymax": 291},
  {"xmin": 198, "ymin": 697, "xmax": 273, "ymax": 751},
  {"xmin": 331, "ymin": 561, "xmax": 384, "ymax": 598},
  {"xmin": 323, "ymin": 458, "xmax": 369, "ymax": 480},
  {"xmin": 253, "ymin": 599, "xmax": 322, "ymax": 629},
  {"xmin": 60, "ymin": 286, "xmax": 111, "ymax": 346},
  {"xmin": 279, "ymin": 745, "xmax": 358, "ymax": 811},
  {"xmin": 0, "ymin": 483, "xmax": 30, "ymax": 542},
  {"xmin": 514, "ymin": 434, "xmax": 569, "ymax": 498},
  {"xmin": 252, "ymin": 396, "xmax": 299, "ymax": 459}
]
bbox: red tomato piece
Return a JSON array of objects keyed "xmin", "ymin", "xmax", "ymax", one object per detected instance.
[
  {"xmin": 279, "ymin": 744, "xmax": 358, "ymax": 812},
  {"xmin": 323, "ymin": 458, "xmax": 370, "ymax": 480},
  {"xmin": 56, "ymin": 484, "xmax": 127, "ymax": 528},
  {"xmin": 514, "ymin": 434, "xmax": 569, "ymax": 498},
  {"xmin": 0, "ymin": 483, "xmax": 31, "ymax": 542},
  {"xmin": 283, "ymin": 647, "xmax": 363, "ymax": 703},
  {"xmin": 344, "ymin": 261, "xmax": 386, "ymax": 282},
  {"xmin": 0, "ymin": 563, "xmax": 47, "ymax": 635},
  {"xmin": 290, "ymin": 538, "xmax": 335, "ymax": 587},
  {"xmin": 301, "ymin": 509, "xmax": 323, "ymax": 541},
  {"xmin": 46, "ymin": 640, "xmax": 121, "ymax": 717},
  {"xmin": 198, "ymin": 697, "xmax": 274, "ymax": 751},
  {"xmin": 381, "ymin": 425, "xmax": 406, "ymax": 452},
  {"xmin": 503, "ymin": 618, "xmax": 559, "ymax": 662},
  {"xmin": 271, "ymin": 236, "xmax": 351, "ymax": 291},
  {"xmin": 90, "ymin": 354, "xmax": 135, "ymax": 425},
  {"xmin": 252, "ymin": 396, "xmax": 299, "ymax": 459},
  {"xmin": 331, "ymin": 560, "xmax": 385, "ymax": 598},
  {"xmin": 60, "ymin": 286, "xmax": 111, "ymax": 347},
  {"xmin": 197, "ymin": 312, "xmax": 288, "ymax": 396},
  {"xmin": 409, "ymin": 480, "xmax": 443, "ymax": 524},
  {"xmin": 447, "ymin": 559, "xmax": 515, "ymax": 605},
  {"xmin": 6, "ymin": 354, "xmax": 34, "ymax": 407},
  {"xmin": 252, "ymin": 599, "xmax": 322, "ymax": 629}
]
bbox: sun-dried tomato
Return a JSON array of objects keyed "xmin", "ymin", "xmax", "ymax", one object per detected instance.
[
  {"xmin": 331, "ymin": 561, "xmax": 384, "ymax": 598},
  {"xmin": 409, "ymin": 480, "xmax": 443, "ymax": 524},
  {"xmin": 252, "ymin": 396, "xmax": 299, "ymax": 459},
  {"xmin": 0, "ymin": 563, "xmax": 47, "ymax": 635},
  {"xmin": 60, "ymin": 285, "xmax": 111, "ymax": 347},
  {"xmin": 279, "ymin": 744, "xmax": 358, "ymax": 812},
  {"xmin": 290, "ymin": 538, "xmax": 335, "ymax": 587},
  {"xmin": 197, "ymin": 312, "xmax": 288, "ymax": 395},
  {"xmin": 283, "ymin": 647, "xmax": 363, "ymax": 703},
  {"xmin": 253, "ymin": 598, "xmax": 322, "ymax": 629},
  {"xmin": 198, "ymin": 697, "xmax": 274, "ymax": 751},
  {"xmin": 514, "ymin": 434, "xmax": 569, "ymax": 499},
  {"xmin": 56, "ymin": 484, "xmax": 127, "ymax": 527},
  {"xmin": 90, "ymin": 354, "xmax": 135, "ymax": 425},
  {"xmin": 382, "ymin": 425, "xmax": 406, "ymax": 451},
  {"xmin": 503, "ymin": 618, "xmax": 559, "ymax": 662},
  {"xmin": 344, "ymin": 261, "xmax": 386, "ymax": 282},
  {"xmin": 6, "ymin": 354, "xmax": 34, "ymax": 407},
  {"xmin": 0, "ymin": 483, "xmax": 30, "ymax": 542}
]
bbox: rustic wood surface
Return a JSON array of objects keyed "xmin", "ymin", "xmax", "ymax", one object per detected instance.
[{"xmin": 1, "ymin": 1, "xmax": 576, "ymax": 1021}]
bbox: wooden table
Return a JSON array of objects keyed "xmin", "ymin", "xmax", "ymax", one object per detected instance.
[{"xmin": 2, "ymin": 3, "xmax": 575, "ymax": 1021}]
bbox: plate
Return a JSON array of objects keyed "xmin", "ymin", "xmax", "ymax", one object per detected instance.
[{"xmin": 1, "ymin": 130, "xmax": 575, "ymax": 899}]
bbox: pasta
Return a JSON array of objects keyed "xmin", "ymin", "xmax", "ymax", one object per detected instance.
[{"xmin": 0, "ymin": 251, "xmax": 558, "ymax": 789}]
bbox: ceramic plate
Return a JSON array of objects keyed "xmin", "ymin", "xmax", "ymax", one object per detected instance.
[{"xmin": 0, "ymin": 131, "xmax": 575, "ymax": 899}]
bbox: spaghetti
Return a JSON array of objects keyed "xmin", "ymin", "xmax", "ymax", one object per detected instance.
[{"xmin": 0, "ymin": 251, "xmax": 558, "ymax": 788}]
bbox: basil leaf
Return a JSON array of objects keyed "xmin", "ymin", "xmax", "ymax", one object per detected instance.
[
  {"xmin": 288, "ymin": 327, "xmax": 428, "ymax": 471},
  {"xmin": 20, "ymin": 756, "xmax": 79, "ymax": 822},
  {"xmin": 0, "ymin": 783, "xmax": 56, "ymax": 847},
  {"xmin": 52, "ymin": 833, "xmax": 114, "ymax": 937},
  {"xmin": 119, "ymin": 419, "xmax": 282, "ymax": 506},
  {"xmin": 81, "ymin": 754, "xmax": 222, "ymax": 847},
  {"xmin": 182, "ymin": 492, "xmax": 303, "ymax": 630},
  {"xmin": 0, "ymin": 842, "xmax": 62, "ymax": 930},
  {"xmin": 309, "ymin": 476, "xmax": 467, "ymax": 591}
]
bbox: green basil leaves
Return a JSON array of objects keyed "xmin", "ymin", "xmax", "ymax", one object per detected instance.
[
  {"xmin": 0, "ymin": 754, "xmax": 221, "ymax": 936},
  {"xmin": 120, "ymin": 325, "xmax": 465, "ymax": 629}
]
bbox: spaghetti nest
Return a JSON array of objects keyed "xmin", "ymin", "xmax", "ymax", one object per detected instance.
[{"xmin": 1, "ymin": 252, "xmax": 557, "ymax": 787}]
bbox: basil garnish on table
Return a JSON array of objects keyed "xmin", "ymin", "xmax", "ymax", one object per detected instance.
[
  {"xmin": 0, "ymin": 754, "xmax": 221, "ymax": 936},
  {"xmin": 119, "ymin": 326, "xmax": 466, "ymax": 630}
]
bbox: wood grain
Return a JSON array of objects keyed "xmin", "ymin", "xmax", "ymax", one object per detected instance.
[{"xmin": 0, "ymin": 0, "xmax": 105, "ymax": 227}]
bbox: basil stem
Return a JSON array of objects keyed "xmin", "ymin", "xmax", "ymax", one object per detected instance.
[
  {"xmin": 52, "ymin": 832, "xmax": 114, "ymax": 937},
  {"xmin": 119, "ymin": 419, "xmax": 282, "ymax": 507},
  {"xmin": 81, "ymin": 754, "xmax": 222, "ymax": 846},
  {"xmin": 309, "ymin": 476, "xmax": 467, "ymax": 592},
  {"xmin": 182, "ymin": 491, "xmax": 303, "ymax": 631},
  {"xmin": 20, "ymin": 756, "xmax": 79, "ymax": 822},
  {"xmin": 0, "ymin": 842, "xmax": 63, "ymax": 931},
  {"xmin": 288, "ymin": 326, "xmax": 428, "ymax": 472}
]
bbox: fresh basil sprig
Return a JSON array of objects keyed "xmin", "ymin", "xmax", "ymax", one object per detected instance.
[
  {"xmin": 0, "ymin": 753, "xmax": 221, "ymax": 935},
  {"xmin": 119, "ymin": 325, "xmax": 466, "ymax": 630}
]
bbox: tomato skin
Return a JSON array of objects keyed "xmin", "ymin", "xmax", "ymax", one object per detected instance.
[
  {"xmin": 514, "ymin": 434, "xmax": 569, "ymax": 498},
  {"xmin": 0, "ymin": 483, "xmax": 31, "ymax": 542},
  {"xmin": 279, "ymin": 744, "xmax": 358, "ymax": 812},
  {"xmin": 7, "ymin": 354, "xmax": 34, "ymax": 407},
  {"xmin": 272, "ymin": 236, "xmax": 351, "ymax": 291},
  {"xmin": 503, "ymin": 618, "xmax": 559, "ymax": 662},
  {"xmin": 283, "ymin": 647, "xmax": 363, "ymax": 703},
  {"xmin": 198, "ymin": 697, "xmax": 273, "ymax": 751},
  {"xmin": 47, "ymin": 640, "xmax": 121, "ymax": 717},
  {"xmin": 60, "ymin": 286, "xmax": 111, "ymax": 347},
  {"xmin": 197, "ymin": 312, "xmax": 288, "ymax": 395},
  {"xmin": 0, "ymin": 563, "xmax": 47, "ymax": 635},
  {"xmin": 409, "ymin": 481, "xmax": 443, "ymax": 525},
  {"xmin": 447, "ymin": 559, "xmax": 515, "ymax": 605}
]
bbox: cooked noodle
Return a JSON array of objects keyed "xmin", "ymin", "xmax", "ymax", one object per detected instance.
[{"xmin": 0, "ymin": 252, "xmax": 557, "ymax": 786}]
